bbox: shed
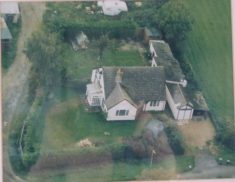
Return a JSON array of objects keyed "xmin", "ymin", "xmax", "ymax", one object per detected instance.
[
  {"xmin": 166, "ymin": 83, "xmax": 194, "ymax": 121},
  {"xmin": 98, "ymin": 0, "xmax": 128, "ymax": 16},
  {"xmin": 191, "ymin": 91, "xmax": 209, "ymax": 117},
  {"xmin": 71, "ymin": 31, "xmax": 89, "ymax": 51}
]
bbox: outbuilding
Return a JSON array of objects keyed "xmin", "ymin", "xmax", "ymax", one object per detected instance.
[
  {"xmin": 97, "ymin": 0, "xmax": 128, "ymax": 16},
  {"xmin": 166, "ymin": 83, "xmax": 194, "ymax": 121}
]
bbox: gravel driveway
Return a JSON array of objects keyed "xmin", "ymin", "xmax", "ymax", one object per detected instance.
[{"xmin": 179, "ymin": 148, "xmax": 235, "ymax": 179}]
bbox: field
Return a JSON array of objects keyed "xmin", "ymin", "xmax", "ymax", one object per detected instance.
[{"xmin": 181, "ymin": 0, "xmax": 234, "ymax": 125}]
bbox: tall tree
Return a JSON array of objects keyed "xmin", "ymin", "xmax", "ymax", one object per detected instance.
[
  {"xmin": 26, "ymin": 29, "xmax": 65, "ymax": 89},
  {"xmin": 96, "ymin": 34, "xmax": 110, "ymax": 61},
  {"xmin": 155, "ymin": 0, "xmax": 193, "ymax": 44}
]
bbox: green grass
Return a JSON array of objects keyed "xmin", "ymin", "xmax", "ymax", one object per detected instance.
[
  {"xmin": 111, "ymin": 158, "xmax": 188, "ymax": 180},
  {"xmin": 103, "ymin": 49, "xmax": 145, "ymax": 66},
  {"xmin": 216, "ymin": 145, "xmax": 235, "ymax": 166},
  {"xmin": 27, "ymin": 155, "xmax": 195, "ymax": 182},
  {"xmin": 41, "ymin": 93, "xmax": 137, "ymax": 153},
  {"xmin": 175, "ymin": 155, "xmax": 195, "ymax": 173},
  {"xmin": 181, "ymin": 0, "xmax": 234, "ymax": 125},
  {"xmin": 64, "ymin": 43, "xmax": 146, "ymax": 81}
]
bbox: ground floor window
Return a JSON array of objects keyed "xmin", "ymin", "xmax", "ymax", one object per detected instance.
[
  {"xmin": 92, "ymin": 97, "xmax": 100, "ymax": 105},
  {"xmin": 150, "ymin": 101, "xmax": 159, "ymax": 107},
  {"xmin": 116, "ymin": 110, "xmax": 129, "ymax": 116}
]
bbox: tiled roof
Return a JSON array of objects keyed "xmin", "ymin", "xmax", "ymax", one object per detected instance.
[
  {"xmin": 103, "ymin": 66, "xmax": 166, "ymax": 105},
  {"xmin": 105, "ymin": 84, "xmax": 136, "ymax": 109},
  {"xmin": 151, "ymin": 40, "xmax": 185, "ymax": 82}
]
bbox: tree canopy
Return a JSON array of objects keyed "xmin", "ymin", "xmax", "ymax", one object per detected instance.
[
  {"xmin": 26, "ymin": 29, "xmax": 65, "ymax": 89},
  {"xmin": 155, "ymin": 0, "xmax": 193, "ymax": 44}
]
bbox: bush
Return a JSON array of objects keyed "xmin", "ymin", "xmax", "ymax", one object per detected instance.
[
  {"xmin": 8, "ymin": 127, "xmax": 25, "ymax": 173},
  {"xmin": 164, "ymin": 126, "xmax": 185, "ymax": 155},
  {"xmin": 20, "ymin": 95, "xmax": 46, "ymax": 171},
  {"xmin": 216, "ymin": 127, "xmax": 235, "ymax": 151},
  {"xmin": 43, "ymin": 2, "xmax": 137, "ymax": 40}
]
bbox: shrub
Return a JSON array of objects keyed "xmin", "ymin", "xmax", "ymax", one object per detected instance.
[
  {"xmin": 43, "ymin": 2, "xmax": 137, "ymax": 40},
  {"xmin": 8, "ymin": 128, "xmax": 25, "ymax": 173},
  {"xmin": 216, "ymin": 127, "xmax": 235, "ymax": 151},
  {"xmin": 20, "ymin": 95, "xmax": 45, "ymax": 171},
  {"xmin": 164, "ymin": 126, "xmax": 185, "ymax": 155}
]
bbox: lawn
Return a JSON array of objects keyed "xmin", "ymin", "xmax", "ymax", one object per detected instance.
[
  {"xmin": 64, "ymin": 42, "xmax": 146, "ymax": 82},
  {"xmin": 41, "ymin": 92, "xmax": 137, "ymax": 153},
  {"xmin": 27, "ymin": 155, "xmax": 194, "ymax": 182},
  {"xmin": 181, "ymin": 0, "xmax": 234, "ymax": 125}
]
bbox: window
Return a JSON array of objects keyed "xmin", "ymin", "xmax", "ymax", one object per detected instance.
[
  {"xmin": 150, "ymin": 101, "xmax": 159, "ymax": 107},
  {"xmin": 92, "ymin": 97, "xmax": 100, "ymax": 105},
  {"xmin": 116, "ymin": 110, "xmax": 129, "ymax": 116}
]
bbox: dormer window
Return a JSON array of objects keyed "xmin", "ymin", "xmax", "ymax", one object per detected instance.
[{"xmin": 150, "ymin": 101, "xmax": 159, "ymax": 107}]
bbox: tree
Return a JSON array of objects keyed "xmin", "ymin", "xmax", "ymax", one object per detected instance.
[
  {"xmin": 96, "ymin": 34, "xmax": 110, "ymax": 61},
  {"xmin": 109, "ymin": 39, "xmax": 118, "ymax": 54},
  {"xmin": 155, "ymin": 0, "xmax": 193, "ymax": 44},
  {"xmin": 26, "ymin": 29, "xmax": 65, "ymax": 90}
]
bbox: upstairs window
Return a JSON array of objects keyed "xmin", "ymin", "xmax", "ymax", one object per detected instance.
[
  {"xmin": 116, "ymin": 110, "xmax": 129, "ymax": 116},
  {"xmin": 92, "ymin": 97, "xmax": 100, "ymax": 105},
  {"xmin": 150, "ymin": 101, "xmax": 159, "ymax": 107}
]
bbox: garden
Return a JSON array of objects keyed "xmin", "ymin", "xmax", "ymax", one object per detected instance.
[{"xmin": 6, "ymin": 0, "xmax": 235, "ymax": 181}]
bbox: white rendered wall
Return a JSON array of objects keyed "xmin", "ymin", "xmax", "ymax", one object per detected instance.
[
  {"xmin": 166, "ymin": 86, "xmax": 193, "ymax": 120},
  {"xmin": 143, "ymin": 101, "xmax": 166, "ymax": 111},
  {"xmin": 106, "ymin": 100, "xmax": 137, "ymax": 121}
]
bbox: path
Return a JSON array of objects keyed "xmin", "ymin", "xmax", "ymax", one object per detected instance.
[
  {"xmin": 179, "ymin": 148, "xmax": 235, "ymax": 179},
  {"xmin": 178, "ymin": 118, "xmax": 215, "ymax": 148},
  {"xmin": 2, "ymin": 2, "xmax": 45, "ymax": 123},
  {"xmin": 2, "ymin": 2, "xmax": 45, "ymax": 182}
]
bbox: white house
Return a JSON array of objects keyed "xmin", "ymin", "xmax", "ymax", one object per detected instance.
[
  {"xmin": 86, "ymin": 40, "xmax": 206, "ymax": 122},
  {"xmin": 97, "ymin": 0, "xmax": 128, "ymax": 16},
  {"xmin": 166, "ymin": 83, "xmax": 193, "ymax": 121},
  {"xmin": 86, "ymin": 66, "xmax": 166, "ymax": 121}
]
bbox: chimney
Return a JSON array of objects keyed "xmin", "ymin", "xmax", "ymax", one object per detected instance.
[{"xmin": 115, "ymin": 68, "xmax": 123, "ymax": 83}]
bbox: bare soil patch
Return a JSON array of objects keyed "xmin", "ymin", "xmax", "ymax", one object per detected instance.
[
  {"xmin": 178, "ymin": 119, "xmax": 215, "ymax": 148},
  {"xmin": 119, "ymin": 40, "xmax": 145, "ymax": 52}
]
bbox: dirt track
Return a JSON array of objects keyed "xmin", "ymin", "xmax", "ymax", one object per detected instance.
[
  {"xmin": 179, "ymin": 149, "xmax": 235, "ymax": 179},
  {"xmin": 2, "ymin": 2, "xmax": 45, "ymax": 182},
  {"xmin": 3, "ymin": 2, "xmax": 45, "ymax": 123},
  {"xmin": 178, "ymin": 119, "xmax": 215, "ymax": 148}
]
